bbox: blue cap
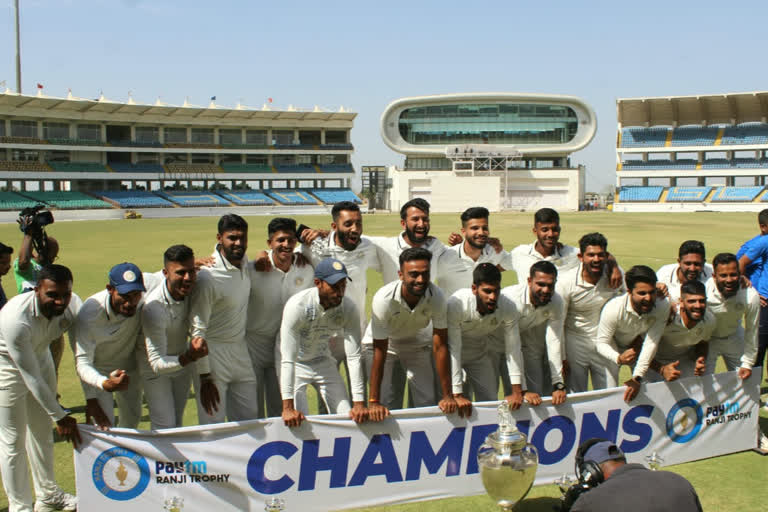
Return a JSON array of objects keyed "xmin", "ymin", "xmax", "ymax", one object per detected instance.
[
  {"xmin": 108, "ymin": 262, "xmax": 146, "ymax": 294},
  {"xmin": 314, "ymin": 258, "xmax": 351, "ymax": 285},
  {"xmin": 583, "ymin": 441, "xmax": 625, "ymax": 465}
]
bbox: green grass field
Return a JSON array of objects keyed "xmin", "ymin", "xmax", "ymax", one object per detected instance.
[{"xmin": 0, "ymin": 210, "xmax": 766, "ymax": 511}]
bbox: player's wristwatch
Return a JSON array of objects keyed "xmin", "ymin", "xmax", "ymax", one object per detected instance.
[{"xmin": 553, "ymin": 382, "xmax": 566, "ymax": 392}]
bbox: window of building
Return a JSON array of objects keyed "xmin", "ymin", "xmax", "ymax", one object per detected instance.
[
  {"xmin": 10, "ymin": 120, "xmax": 37, "ymax": 138},
  {"xmin": 246, "ymin": 155, "xmax": 268, "ymax": 164},
  {"xmin": 164, "ymin": 127, "xmax": 187, "ymax": 143},
  {"xmin": 0, "ymin": 120, "xmax": 5, "ymax": 136},
  {"xmin": 219, "ymin": 153, "xmax": 241, "ymax": 163},
  {"xmin": 11, "ymin": 149, "xmax": 39, "ymax": 161},
  {"xmin": 273, "ymin": 155, "xmax": 296, "ymax": 165},
  {"xmin": 77, "ymin": 124, "xmax": 101, "ymax": 141},
  {"xmin": 299, "ymin": 131, "xmax": 320, "ymax": 145},
  {"xmin": 191, "ymin": 153, "xmax": 214, "ymax": 163},
  {"xmin": 324, "ymin": 131, "xmax": 347, "ymax": 144},
  {"xmin": 47, "ymin": 150, "xmax": 70, "ymax": 162},
  {"xmin": 272, "ymin": 130, "xmax": 294, "ymax": 145},
  {"xmin": 219, "ymin": 129, "xmax": 242, "ymax": 145},
  {"xmin": 135, "ymin": 126, "xmax": 160, "ymax": 143},
  {"xmin": 164, "ymin": 153, "xmax": 188, "ymax": 164},
  {"xmin": 191, "ymin": 128, "xmax": 214, "ymax": 144},
  {"xmin": 43, "ymin": 122, "xmax": 69, "ymax": 139},
  {"xmin": 246, "ymin": 130, "xmax": 267, "ymax": 145}
]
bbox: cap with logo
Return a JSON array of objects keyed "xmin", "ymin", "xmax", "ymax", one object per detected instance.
[
  {"xmin": 314, "ymin": 258, "xmax": 351, "ymax": 285},
  {"xmin": 109, "ymin": 262, "xmax": 146, "ymax": 295},
  {"xmin": 583, "ymin": 441, "xmax": 625, "ymax": 465}
]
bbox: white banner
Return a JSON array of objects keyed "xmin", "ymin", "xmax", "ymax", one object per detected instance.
[{"xmin": 74, "ymin": 372, "xmax": 759, "ymax": 511}]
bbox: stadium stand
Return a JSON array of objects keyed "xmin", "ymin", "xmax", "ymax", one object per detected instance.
[
  {"xmin": 46, "ymin": 138, "xmax": 103, "ymax": 146},
  {"xmin": 721, "ymin": 123, "xmax": 768, "ymax": 145},
  {"xmin": 219, "ymin": 163, "xmax": 274, "ymax": 173},
  {"xmin": 318, "ymin": 163, "xmax": 355, "ymax": 173},
  {"xmin": 21, "ymin": 191, "xmax": 111, "ymax": 209},
  {"xmin": 266, "ymin": 189, "xmax": 318, "ymax": 205},
  {"xmin": 617, "ymin": 186, "xmax": 664, "ymax": 202},
  {"xmin": 619, "ymin": 127, "xmax": 669, "ymax": 148},
  {"xmin": 156, "ymin": 190, "xmax": 231, "ymax": 207},
  {"xmin": 215, "ymin": 190, "xmax": 276, "ymax": 206},
  {"xmin": 0, "ymin": 161, "xmax": 51, "ymax": 172},
  {"xmin": 732, "ymin": 158, "xmax": 768, "ymax": 169},
  {"xmin": 321, "ymin": 143, "xmax": 354, "ymax": 150},
  {"xmin": 96, "ymin": 190, "xmax": 174, "ymax": 208},
  {"xmin": 165, "ymin": 163, "xmax": 223, "ymax": 174},
  {"xmin": 108, "ymin": 163, "xmax": 165, "ymax": 173},
  {"xmin": 0, "ymin": 191, "xmax": 41, "ymax": 211},
  {"xmin": 47, "ymin": 162, "xmax": 109, "ymax": 172},
  {"xmin": 309, "ymin": 188, "xmax": 361, "ymax": 204},
  {"xmin": 164, "ymin": 143, "xmax": 222, "ymax": 150},
  {"xmin": 108, "ymin": 140, "xmax": 163, "ymax": 148},
  {"xmin": 220, "ymin": 143, "xmax": 271, "ymax": 150},
  {"xmin": 621, "ymin": 159, "xmax": 696, "ymax": 170},
  {"xmin": 665, "ymin": 186, "xmax": 712, "ymax": 202},
  {"xmin": 670, "ymin": 126, "xmax": 719, "ymax": 146},
  {"xmin": 701, "ymin": 158, "xmax": 732, "ymax": 169},
  {"xmin": 275, "ymin": 164, "xmax": 317, "ymax": 174},
  {"xmin": 710, "ymin": 186, "xmax": 765, "ymax": 202},
  {"xmin": 0, "ymin": 136, "xmax": 47, "ymax": 145}
]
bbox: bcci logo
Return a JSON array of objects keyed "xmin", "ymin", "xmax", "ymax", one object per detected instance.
[
  {"xmin": 92, "ymin": 447, "xmax": 150, "ymax": 501},
  {"xmin": 665, "ymin": 398, "xmax": 704, "ymax": 444}
]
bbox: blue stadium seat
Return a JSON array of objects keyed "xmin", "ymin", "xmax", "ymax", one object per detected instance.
[
  {"xmin": 721, "ymin": 123, "xmax": 768, "ymax": 145},
  {"xmin": 620, "ymin": 127, "xmax": 669, "ymax": 148},
  {"xmin": 670, "ymin": 125, "xmax": 719, "ymax": 146},
  {"xmin": 666, "ymin": 187, "xmax": 712, "ymax": 202},
  {"xmin": 97, "ymin": 190, "xmax": 174, "ymax": 208},
  {"xmin": 701, "ymin": 159, "xmax": 732, "ymax": 169},
  {"xmin": 157, "ymin": 191, "xmax": 231, "ymax": 207},
  {"xmin": 215, "ymin": 190, "xmax": 276, "ymax": 206},
  {"xmin": 309, "ymin": 188, "xmax": 361, "ymax": 204},
  {"xmin": 0, "ymin": 191, "xmax": 40, "ymax": 211},
  {"xmin": 622, "ymin": 159, "xmax": 696, "ymax": 170},
  {"xmin": 21, "ymin": 191, "xmax": 111, "ymax": 209},
  {"xmin": 265, "ymin": 190, "xmax": 317, "ymax": 205},
  {"xmin": 710, "ymin": 186, "xmax": 765, "ymax": 202},
  {"xmin": 617, "ymin": 186, "xmax": 664, "ymax": 202}
]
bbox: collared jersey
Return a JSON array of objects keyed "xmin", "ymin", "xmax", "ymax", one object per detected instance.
[
  {"xmin": 301, "ymin": 232, "xmax": 381, "ymax": 327},
  {"xmin": 140, "ymin": 279, "xmax": 190, "ymax": 376},
  {"xmin": 370, "ymin": 280, "xmax": 448, "ymax": 347},
  {"xmin": 279, "ymin": 287, "xmax": 363, "ymax": 401},
  {"xmin": 657, "ymin": 309, "xmax": 716, "ymax": 360},
  {"xmin": 510, "ymin": 242, "xmax": 579, "ymax": 284},
  {"xmin": 0, "ymin": 291, "xmax": 81, "ymax": 420},
  {"xmin": 596, "ymin": 293, "xmax": 671, "ymax": 378},
  {"xmin": 74, "ymin": 289, "xmax": 144, "ymax": 398},
  {"xmin": 443, "ymin": 242, "xmax": 513, "ymax": 292},
  {"xmin": 247, "ymin": 251, "xmax": 314, "ymax": 339},
  {"xmin": 447, "ymin": 288, "xmax": 523, "ymax": 391},
  {"xmin": 656, "ymin": 263, "xmax": 714, "ymax": 301},
  {"xmin": 557, "ymin": 263, "xmax": 625, "ymax": 343},
  {"xmin": 737, "ymin": 233, "xmax": 768, "ymax": 297},
  {"xmin": 705, "ymin": 278, "xmax": 760, "ymax": 368}
]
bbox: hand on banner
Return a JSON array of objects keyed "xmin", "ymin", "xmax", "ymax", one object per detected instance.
[
  {"xmin": 102, "ymin": 369, "xmax": 130, "ymax": 392},
  {"xmin": 367, "ymin": 402, "xmax": 390, "ymax": 422},
  {"xmin": 618, "ymin": 347, "xmax": 638, "ymax": 365},
  {"xmin": 523, "ymin": 391, "xmax": 542, "ymax": 406},
  {"xmin": 661, "ymin": 361, "xmax": 681, "ymax": 381},
  {"xmin": 623, "ymin": 378, "xmax": 641, "ymax": 403},
  {"xmin": 447, "ymin": 233, "xmax": 462, "ymax": 246},
  {"xmin": 551, "ymin": 388, "xmax": 567, "ymax": 405},
  {"xmin": 452, "ymin": 393, "xmax": 473, "ymax": 418},
  {"xmin": 85, "ymin": 399, "xmax": 112, "ymax": 431},
  {"xmin": 438, "ymin": 395, "xmax": 458, "ymax": 415},
  {"xmin": 200, "ymin": 376, "xmax": 220, "ymax": 415},
  {"xmin": 282, "ymin": 407, "xmax": 305, "ymax": 427},
  {"xmin": 349, "ymin": 402, "xmax": 367, "ymax": 424},
  {"xmin": 694, "ymin": 356, "xmax": 706, "ymax": 376},
  {"xmin": 505, "ymin": 386, "xmax": 524, "ymax": 410},
  {"xmin": 56, "ymin": 416, "xmax": 81, "ymax": 448},
  {"xmin": 737, "ymin": 367, "xmax": 752, "ymax": 380}
]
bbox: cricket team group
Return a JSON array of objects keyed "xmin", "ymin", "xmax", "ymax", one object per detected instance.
[{"xmin": 0, "ymin": 199, "xmax": 766, "ymax": 511}]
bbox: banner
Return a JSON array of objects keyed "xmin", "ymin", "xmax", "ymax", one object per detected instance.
[{"xmin": 74, "ymin": 372, "xmax": 759, "ymax": 511}]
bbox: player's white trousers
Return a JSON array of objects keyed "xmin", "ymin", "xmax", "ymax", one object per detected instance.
[
  {"xmin": 460, "ymin": 353, "xmax": 498, "ymax": 402},
  {"xmin": 142, "ymin": 365, "xmax": 193, "ymax": 430},
  {"xmin": 246, "ymin": 332, "xmax": 282, "ymax": 418},
  {"xmin": 197, "ymin": 341, "xmax": 259, "ymax": 424},
  {"xmin": 521, "ymin": 326, "xmax": 552, "ymax": 395},
  {"xmin": 705, "ymin": 333, "xmax": 745, "ymax": 374},
  {"xmin": 364, "ymin": 342, "xmax": 436, "ymax": 408},
  {"xmin": 0, "ymin": 352, "xmax": 58, "ymax": 512},
  {"xmin": 291, "ymin": 355, "xmax": 351, "ymax": 415},
  {"xmin": 91, "ymin": 366, "xmax": 143, "ymax": 428},
  {"xmin": 565, "ymin": 333, "xmax": 618, "ymax": 392}
]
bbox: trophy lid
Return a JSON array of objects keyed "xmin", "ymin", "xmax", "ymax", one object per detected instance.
[{"xmin": 488, "ymin": 401, "xmax": 527, "ymax": 449}]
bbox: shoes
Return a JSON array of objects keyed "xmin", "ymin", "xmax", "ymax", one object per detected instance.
[
  {"xmin": 34, "ymin": 488, "xmax": 77, "ymax": 512},
  {"xmin": 757, "ymin": 432, "xmax": 768, "ymax": 455}
]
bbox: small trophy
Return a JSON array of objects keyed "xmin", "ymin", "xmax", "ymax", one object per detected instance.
[
  {"xmin": 476, "ymin": 402, "xmax": 539, "ymax": 510},
  {"xmin": 264, "ymin": 497, "xmax": 286, "ymax": 511},
  {"xmin": 645, "ymin": 451, "xmax": 664, "ymax": 471},
  {"xmin": 163, "ymin": 497, "xmax": 184, "ymax": 512},
  {"xmin": 554, "ymin": 473, "xmax": 577, "ymax": 493}
]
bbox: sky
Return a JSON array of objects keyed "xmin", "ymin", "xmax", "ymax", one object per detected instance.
[{"xmin": 3, "ymin": 0, "xmax": 768, "ymax": 192}]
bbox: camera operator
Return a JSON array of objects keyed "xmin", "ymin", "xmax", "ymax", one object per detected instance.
[
  {"xmin": 568, "ymin": 439, "xmax": 702, "ymax": 512},
  {"xmin": 0, "ymin": 242, "xmax": 13, "ymax": 310}
]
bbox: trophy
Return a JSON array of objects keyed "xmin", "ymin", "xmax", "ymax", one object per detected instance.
[
  {"xmin": 163, "ymin": 497, "xmax": 184, "ymax": 512},
  {"xmin": 264, "ymin": 497, "xmax": 285, "ymax": 511},
  {"xmin": 645, "ymin": 451, "xmax": 664, "ymax": 471},
  {"xmin": 477, "ymin": 402, "xmax": 539, "ymax": 510}
]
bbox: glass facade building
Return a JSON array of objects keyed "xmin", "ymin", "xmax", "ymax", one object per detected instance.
[{"xmin": 398, "ymin": 103, "xmax": 578, "ymax": 146}]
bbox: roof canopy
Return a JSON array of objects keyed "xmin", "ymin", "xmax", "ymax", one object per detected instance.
[{"xmin": 617, "ymin": 91, "xmax": 768, "ymax": 127}]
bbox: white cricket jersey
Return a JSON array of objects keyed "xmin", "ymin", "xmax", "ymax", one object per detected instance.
[
  {"xmin": 705, "ymin": 278, "xmax": 760, "ymax": 368},
  {"xmin": 279, "ymin": 287, "xmax": 364, "ymax": 401},
  {"xmin": 447, "ymin": 288, "xmax": 523, "ymax": 392},
  {"xmin": 557, "ymin": 263, "xmax": 625, "ymax": 354},
  {"xmin": 246, "ymin": 251, "xmax": 314, "ymax": 340},
  {"xmin": 142, "ymin": 270, "xmax": 164, "ymax": 294},
  {"xmin": 501, "ymin": 283, "xmax": 565, "ymax": 384},
  {"xmin": 596, "ymin": 293, "xmax": 671, "ymax": 378},
  {"xmin": 301, "ymin": 232, "xmax": 381, "ymax": 327},
  {"xmin": 443, "ymin": 242, "xmax": 513, "ymax": 292},
  {"xmin": 510, "ymin": 242, "xmax": 579, "ymax": 284},
  {"xmin": 370, "ymin": 280, "xmax": 448, "ymax": 349},
  {"xmin": 140, "ymin": 279, "xmax": 190, "ymax": 375},
  {"xmin": 369, "ymin": 233, "xmax": 468, "ymax": 292},
  {"xmin": 656, "ymin": 263, "xmax": 714, "ymax": 301},
  {"xmin": 73, "ymin": 289, "xmax": 144, "ymax": 398},
  {"xmin": 657, "ymin": 309, "xmax": 716, "ymax": 361},
  {"xmin": 0, "ymin": 292, "xmax": 81, "ymax": 421}
]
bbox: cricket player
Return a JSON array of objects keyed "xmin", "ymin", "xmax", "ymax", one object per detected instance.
[
  {"xmin": 189, "ymin": 214, "xmax": 258, "ymax": 423},
  {"xmin": 140, "ymin": 245, "xmax": 209, "ymax": 429},
  {"xmin": 0, "ymin": 265, "xmax": 80, "ymax": 512},
  {"xmin": 247, "ymin": 218, "xmax": 313, "ymax": 418},
  {"xmin": 510, "ymin": 208, "xmax": 580, "ymax": 282},
  {"xmin": 279, "ymin": 258, "xmax": 366, "ymax": 427},
  {"xmin": 657, "ymin": 240, "xmax": 713, "ymax": 301},
  {"xmin": 73, "ymin": 262, "xmax": 145, "ymax": 429}
]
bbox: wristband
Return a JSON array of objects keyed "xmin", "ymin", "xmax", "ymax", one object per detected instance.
[{"xmin": 368, "ymin": 398, "xmax": 380, "ymax": 404}]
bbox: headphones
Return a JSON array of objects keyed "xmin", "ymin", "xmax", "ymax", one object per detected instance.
[{"xmin": 574, "ymin": 438, "xmax": 606, "ymax": 487}]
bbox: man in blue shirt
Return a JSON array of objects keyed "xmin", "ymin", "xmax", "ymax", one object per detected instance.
[{"xmin": 737, "ymin": 209, "xmax": 768, "ymax": 381}]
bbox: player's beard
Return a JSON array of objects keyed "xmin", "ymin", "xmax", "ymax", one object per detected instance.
[
  {"xmin": 337, "ymin": 229, "xmax": 360, "ymax": 251},
  {"xmin": 404, "ymin": 225, "xmax": 429, "ymax": 245}
]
